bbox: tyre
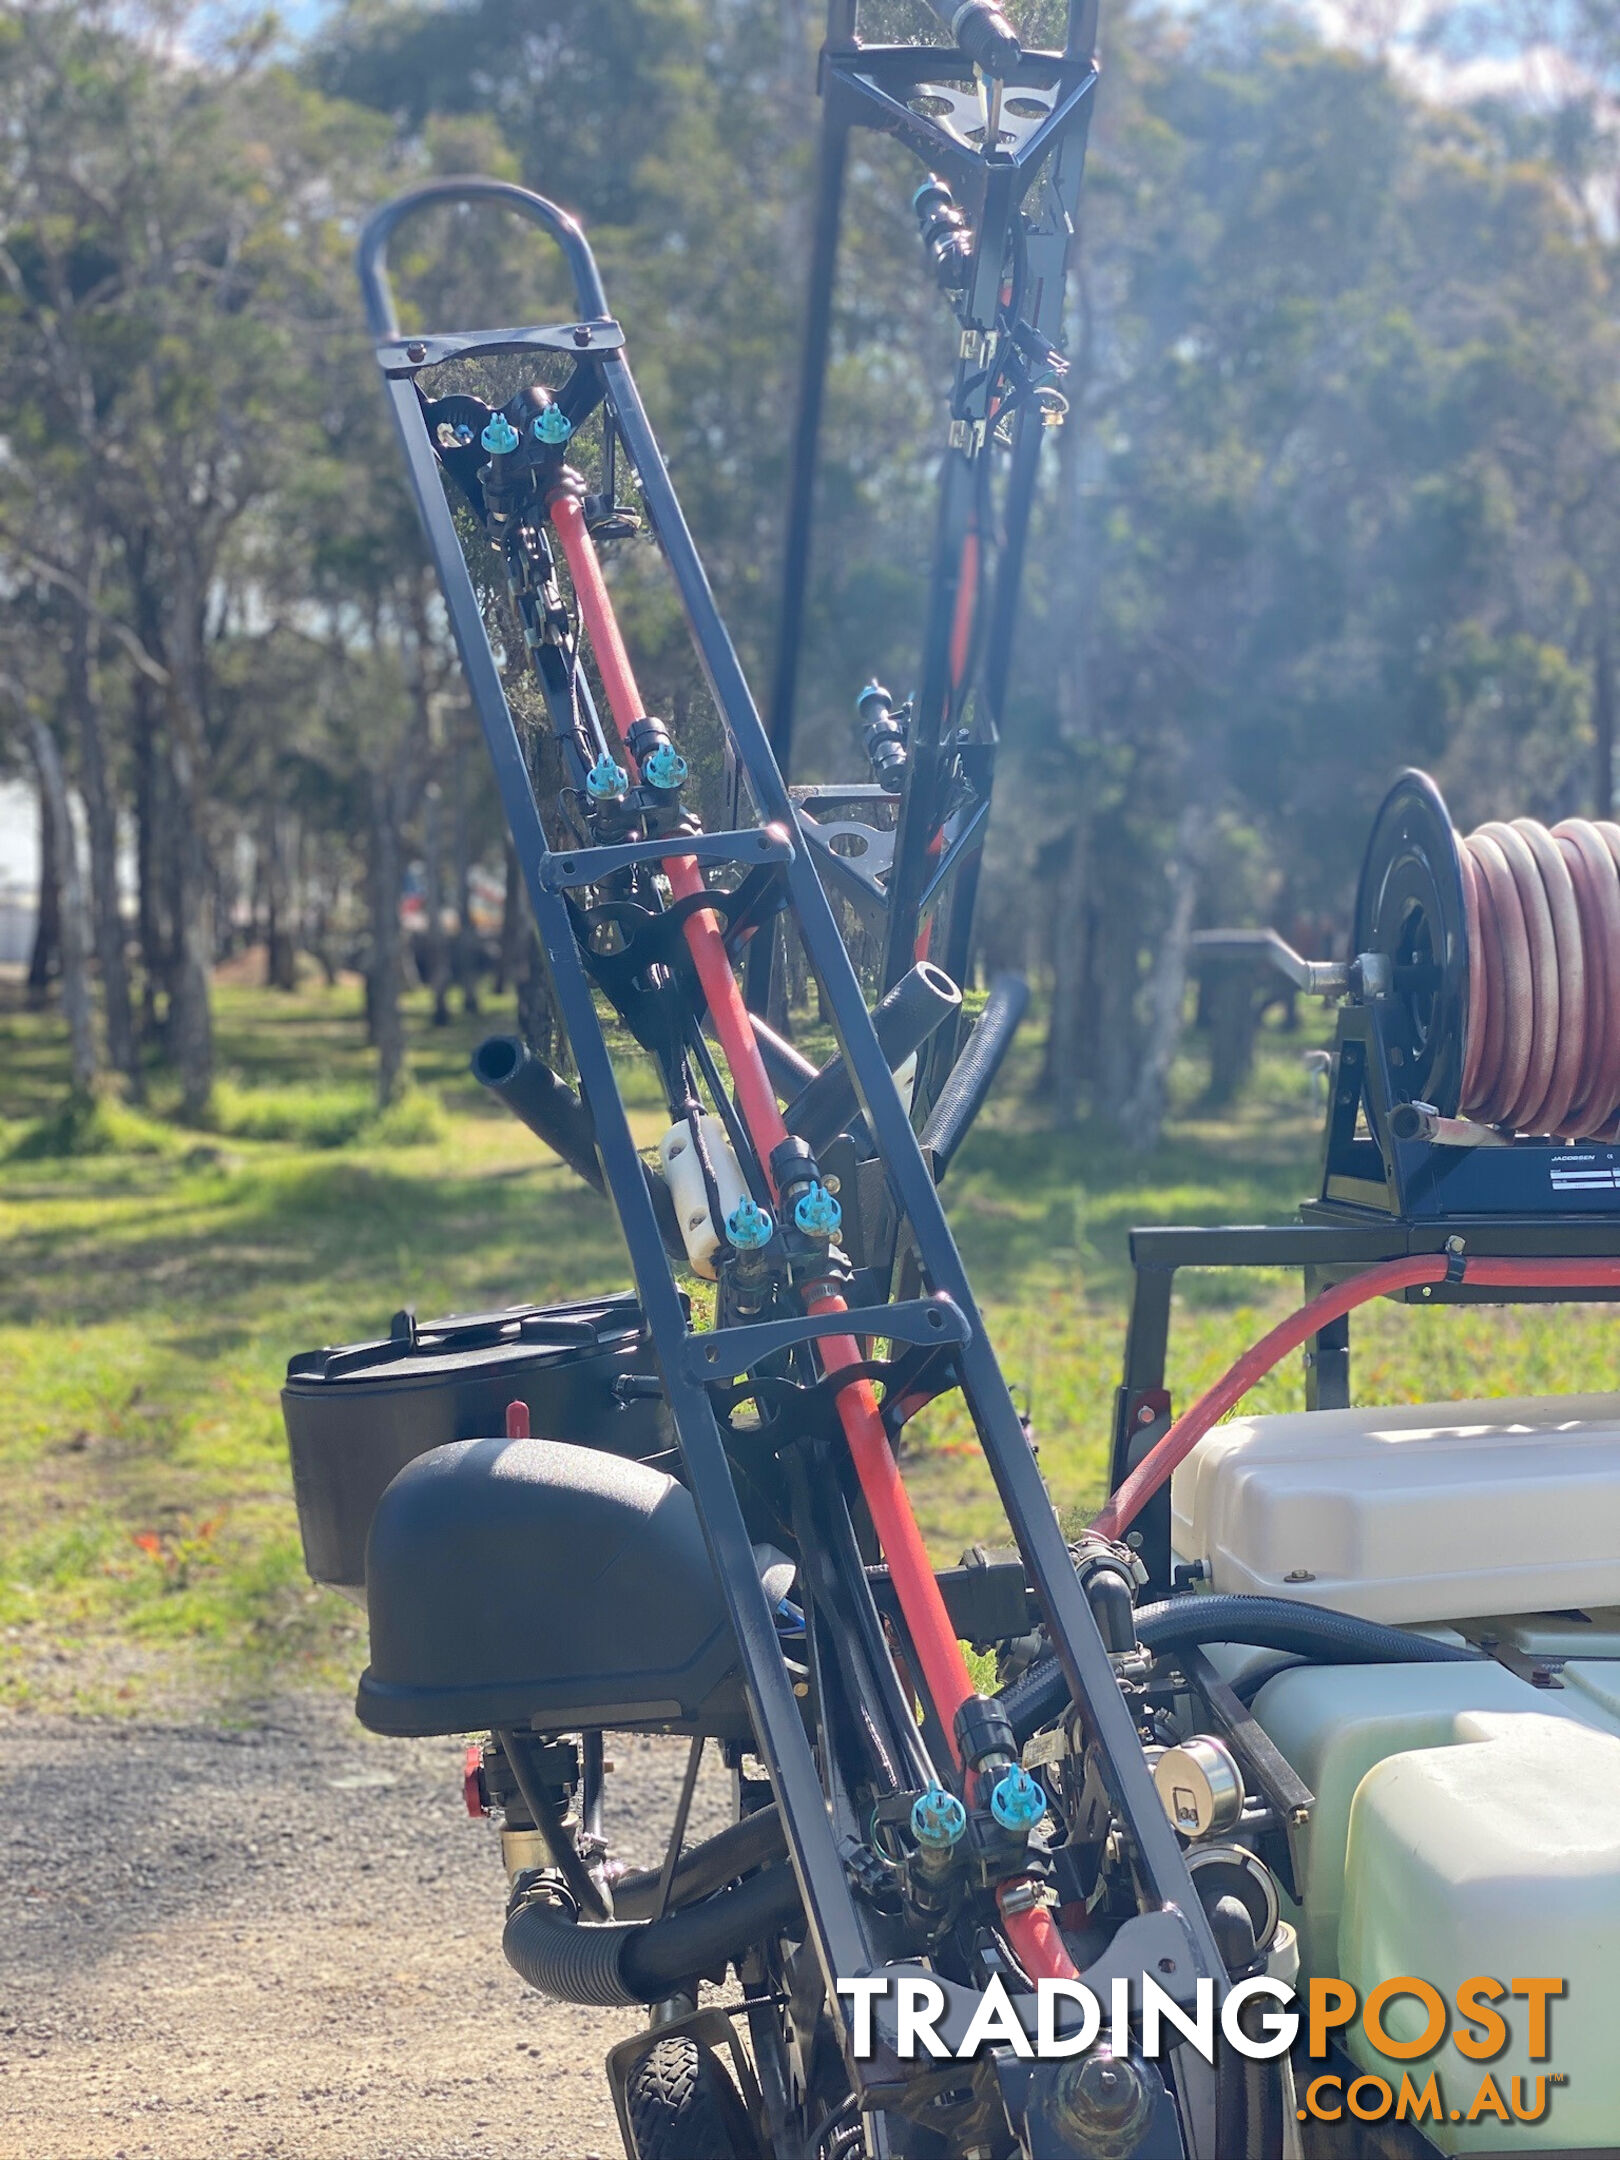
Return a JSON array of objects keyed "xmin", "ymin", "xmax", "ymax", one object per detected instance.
[{"xmin": 624, "ymin": 2035, "xmax": 763, "ymax": 2160}]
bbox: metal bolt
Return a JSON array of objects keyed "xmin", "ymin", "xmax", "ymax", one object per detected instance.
[
  {"xmin": 1054, "ymin": 2050, "xmax": 1155, "ymax": 2146},
  {"xmin": 1136, "ymin": 1403, "xmax": 1155, "ymax": 1425},
  {"xmin": 405, "ymin": 341, "xmax": 428, "ymax": 363},
  {"xmin": 573, "ymin": 325, "xmax": 593, "ymax": 345}
]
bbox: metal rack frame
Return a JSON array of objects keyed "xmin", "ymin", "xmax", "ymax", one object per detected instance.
[{"xmin": 357, "ymin": 110, "xmax": 1222, "ymax": 2151}]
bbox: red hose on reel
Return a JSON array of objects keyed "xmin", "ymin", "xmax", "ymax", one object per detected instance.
[{"xmin": 1458, "ymin": 816, "xmax": 1620, "ymax": 1139}]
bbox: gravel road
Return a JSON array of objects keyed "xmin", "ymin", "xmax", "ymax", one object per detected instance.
[{"xmin": 0, "ymin": 1696, "xmax": 735, "ymax": 2160}]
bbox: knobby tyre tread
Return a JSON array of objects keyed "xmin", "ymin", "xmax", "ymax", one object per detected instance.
[{"xmin": 625, "ymin": 2036, "xmax": 761, "ymax": 2160}]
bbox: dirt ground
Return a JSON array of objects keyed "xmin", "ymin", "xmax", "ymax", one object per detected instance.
[{"xmin": 0, "ymin": 1696, "xmax": 735, "ymax": 2160}]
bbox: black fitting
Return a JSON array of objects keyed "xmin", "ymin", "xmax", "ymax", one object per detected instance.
[
  {"xmin": 769, "ymin": 1135, "xmax": 820, "ymax": 1208},
  {"xmin": 913, "ymin": 176, "xmax": 972, "ymax": 293},
  {"xmin": 954, "ymin": 1691, "xmax": 1017, "ymax": 1772},
  {"xmin": 856, "ymin": 681, "xmax": 909, "ymax": 789},
  {"xmin": 944, "ymin": 0, "xmax": 1021, "ymax": 76},
  {"xmin": 626, "ymin": 715, "xmax": 672, "ymax": 767}
]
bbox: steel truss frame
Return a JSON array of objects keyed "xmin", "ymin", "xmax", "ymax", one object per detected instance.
[
  {"xmin": 758, "ymin": 1, "xmax": 1100, "ymax": 1088},
  {"xmin": 357, "ymin": 23, "xmax": 1222, "ymax": 2147}
]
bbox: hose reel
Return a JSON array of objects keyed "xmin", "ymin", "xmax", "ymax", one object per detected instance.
[{"xmin": 1354, "ymin": 770, "xmax": 1620, "ymax": 1142}]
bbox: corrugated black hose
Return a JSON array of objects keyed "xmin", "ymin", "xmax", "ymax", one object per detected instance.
[{"xmin": 503, "ymin": 1861, "xmax": 803, "ymax": 2009}]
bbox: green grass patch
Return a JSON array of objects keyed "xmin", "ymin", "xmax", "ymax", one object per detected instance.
[{"xmin": 4, "ymin": 973, "xmax": 1619, "ymax": 1717}]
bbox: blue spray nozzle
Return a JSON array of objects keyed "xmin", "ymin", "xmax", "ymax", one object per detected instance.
[
  {"xmin": 533, "ymin": 407, "xmax": 573, "ymax": 445},
  {"xmin": 910, "ymin": 1785, "xmax": 968, "ymax": 1852},
  {"xmin": 990, "ymin": 1764, "xmax": 1047, "ymax": 1833},
  {"xmin": 793, "ymin": 1182, "xmax": 842, "ymax": 1239},
  {"xmin": 642, "ymin": 743, "xmax": 689, "ymax": 791},
  {"xmin": 726, "ymin": 1197, "xmax": 775, "ymax": 1250},
  {"xmin": 480, "ymin": 412, "xmax": 521, "ymax": 455},
  {"xmin": 585, "ymin": 753, "xmax": 629, "ymax": 801}
]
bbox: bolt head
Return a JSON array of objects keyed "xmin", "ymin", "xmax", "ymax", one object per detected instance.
[
  {"xmin": 405, "ymin": 341, "xmax": 428, "ymax": 363},
  {"xmin": 1055, "ymin": 2049, "xmax": 1155, "ymax": 2144}
]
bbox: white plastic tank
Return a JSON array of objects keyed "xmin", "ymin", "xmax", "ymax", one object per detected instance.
[
  {"xmin": 1338, "ymin": 1710, "xmax": 1620, "ymax": 2152},
  {"xmin": 1171, "ymin": 1394, "xmax": 1620, "ymax": 1625}
]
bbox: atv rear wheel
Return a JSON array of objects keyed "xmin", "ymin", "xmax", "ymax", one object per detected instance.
[{"xmin": 624, "ymin": 2034, "xmax": 763, "ymax": 2160}]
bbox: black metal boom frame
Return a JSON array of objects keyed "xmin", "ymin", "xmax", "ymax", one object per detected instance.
[
  {"xmin": 758, "ymin": 0, "xmax": 1100, "ymax": 1077},
  {"xmin": 357, "ymin": 13, "xmax": 1225, "ymax": 2151}
]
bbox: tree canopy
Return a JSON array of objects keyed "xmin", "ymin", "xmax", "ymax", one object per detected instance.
[{"xmin": 2, "ymin": 0, "xmax": 1615, "ymax": 1130}]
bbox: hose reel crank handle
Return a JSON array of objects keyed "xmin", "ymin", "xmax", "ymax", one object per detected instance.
[{"xmin": 1190, "ymin": 928, "xmax": 1349, "ymax": 1000}]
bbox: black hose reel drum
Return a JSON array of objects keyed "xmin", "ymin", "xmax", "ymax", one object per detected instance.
[{"xmin": 1351, "ymin": 770, "xmax": 1471, "ymax": 1119}]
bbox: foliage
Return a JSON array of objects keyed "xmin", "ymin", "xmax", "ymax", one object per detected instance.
[{"xmin": 3, "ymin": 0, "xmax": 1618, "ymax": 1136}]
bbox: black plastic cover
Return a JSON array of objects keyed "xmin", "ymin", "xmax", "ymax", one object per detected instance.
[
  {"xmin": 282, "ymin": 1294, "xmax": 669, "ymax": 1596},
  {"xmin": 356, "ymin": 1436, "xmax": 746, "ymax": 1740}
]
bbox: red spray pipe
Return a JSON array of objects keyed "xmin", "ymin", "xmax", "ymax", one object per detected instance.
[
  {"xmin": 1094, "ymin": 1252, "xmax": 1620, "ymax": 1543},
  {"xmin": 546, "ymin": 495, "xmax": 1076, "ymax": 1981}
]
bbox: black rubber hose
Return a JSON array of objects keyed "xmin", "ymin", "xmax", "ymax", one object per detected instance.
[
  {"xmin": 999, "ymin": 1594, "xmax": 1482, "ymax": 1744},
  {"xmin": 783, "ymin": 962, "xmax": 962, "ymax": 1153},
  {"xmin": 611, "ymin": 1805, "xmax": 786, "ymax": 1921},
  {"xmin": 919, "ymin": 972, "xmax": 1030, "ymax": 1173},
  {"xmin": 503, "ymin": 1862, "xmax": 803, "ymax": 2008},
  {"xmin": 474, "ymin": 1035, "xmax": 683, "ymax": 1258},
  {"xmin": 750, "ymin": 1017, "xmax": 818, "ymax": 1097}
]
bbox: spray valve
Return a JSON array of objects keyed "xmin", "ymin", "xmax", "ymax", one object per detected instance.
[
  {"xmin": 642, "ymin": 742, "xmax": 689, "ymax": 792},
  {"xmin": 913, "ymin": 176, "xmax": 972, "ymax": 292},
  {"xmin": 532, "ymin": 407, "xmax": 573, "ymax": 446},
  {"xmin": 725, "ymin": 1197, "xmax": 775, "ymax": 1251},
  {"xmin": 585, "ymin": 753, "xmax": 629, "ymax": 802},
  {"xmin": 911, "ymin": 1786, "xmax": 968, "ymax": 1856},
  {"xmin": 856, "ymin": 681, "xmax": 909, "ymax": 788},
  {"xmin": 792, "ymin": 1182, "xmax": 842, "ymax": 1239},
  {"xmin": 481, "ymin": 412, "xmax": 521, "ymax": 455},
  {"xmin": 989, "ymin": 1765, "xmax": 1047, "ymax": 1833}
]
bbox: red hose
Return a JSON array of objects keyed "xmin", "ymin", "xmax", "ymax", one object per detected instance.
[
  {"xmin": 1093, "ymin": 1252, "xmax": 1620, "ymax": 1542},
  {"xmin": 546, "ymin": 495, "xmax": 1079, "ymax": 1982},
  {"xmin": 1459, "ymin": 815, "xmax": 1620, "ymax": 1139}
]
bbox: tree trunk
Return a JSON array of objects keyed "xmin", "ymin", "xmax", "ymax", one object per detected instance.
[
  {"xmin": 130, "ymin": 546, "xmax": 172, "ymax": 1039},
  {"xmin": 421, "ymin": 775, "xmax": 451, "ymax": 1026},
  {"xmin": 27, "ymin": 714, "xmax": 97, "ymax": 1094},
  {"xmin": 27, "ymin": 780, "xmax": 59, "ymax": 1003},
  {"xmin": 263, "ymin": 806, "xmax": 298, "ymax": 990},
  {"xmin": 166, "ymin": 729, "xmax": 215, "ymax": 1119},
  {"xmin": 452, "ymin": 733, "xmax": 479, "ymax": 1016},
  {"xmin": 1202, "ymin": 964, "xmax": 1264, "ymax": 1110},
  {"xmin": 496, "ymin": 837, "xmax": 524, "ymax": 995},
  {"xmin": 67, "ymin": 554, "xmax": 142, "ymax": 1095},
  {"xmin": 1041, "ymin": 822, "xmax": 1091, "ymax": 1120},
  {"xmin": 162, "ymin": 556, "xmax": 215, "ymax": 1120},
  {"xmin": 368, "ymin": 767, "xmax": 408, "ymax": 1106},
  {"xmin": 1123, "ymin": 808, "xmax": 1205, "ymax": 1149},
  {"xmin": 1595, "ymin": 614, "xmax": 1615, "ymax": 819}
]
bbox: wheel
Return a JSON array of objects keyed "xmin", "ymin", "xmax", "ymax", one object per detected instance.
[{"xmin": 624, "ymin": 2035, "xmax": 762, "ymax": 2160}]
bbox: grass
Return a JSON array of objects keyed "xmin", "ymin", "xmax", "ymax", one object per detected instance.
[{"xmin": 3, "ymin": 968, "xmax": 1617, "ymax": 1718}]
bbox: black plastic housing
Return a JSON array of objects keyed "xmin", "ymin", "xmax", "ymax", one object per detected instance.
[
  {"xmin": 356, "ymin": 1436, "xmax": 747, "ymax": 1740},
  {"xmin": 282, "ymin": 1294, "xmax": 669, "ymax": 1599}
]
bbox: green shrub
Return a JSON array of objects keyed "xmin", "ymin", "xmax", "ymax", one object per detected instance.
[
  {"xmin": 205, "ymin": 1078, "xmax": 374, "ymax": 1147},
  {"xmin": 372, "ymin": 1087, "xmax": 449, "ymax": 1146},
  {"xmin": 8, "ymin": 1092, "xmax": 178, "ymax": 1161}
]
